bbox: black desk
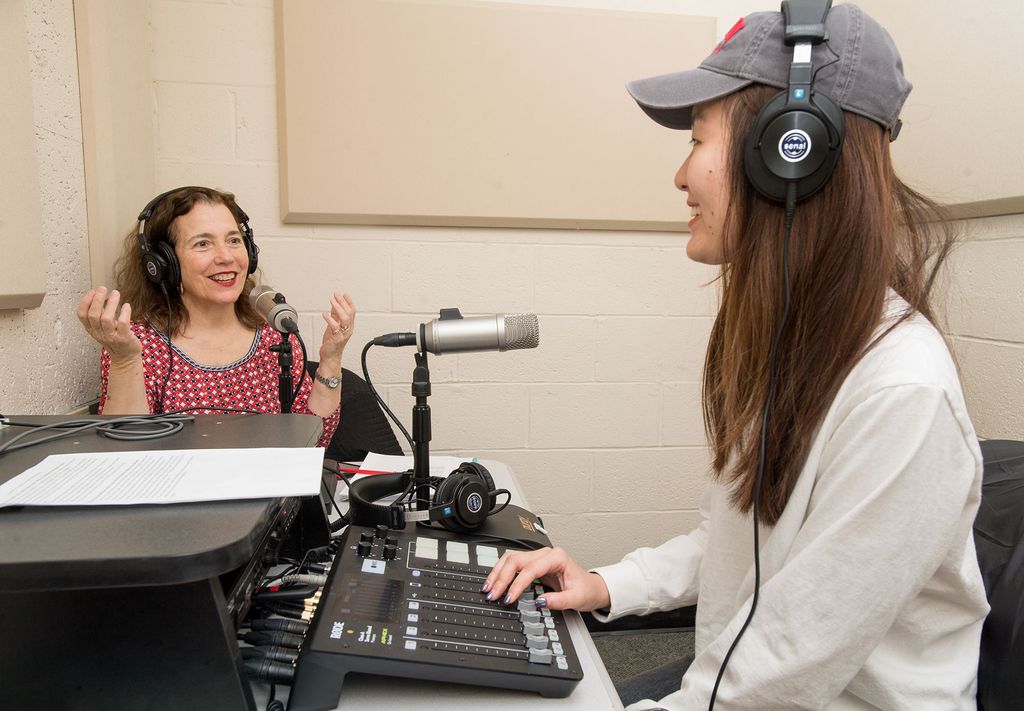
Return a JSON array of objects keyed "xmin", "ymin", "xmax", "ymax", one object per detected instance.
[{"xmin": 0, "ymin": 414, "xmax": 323, "ymax": 711}]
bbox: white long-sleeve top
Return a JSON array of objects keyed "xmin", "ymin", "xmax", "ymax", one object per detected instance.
[{"xmin": 593, "ymin": 299, "xmax": 989, "ymax": 710}]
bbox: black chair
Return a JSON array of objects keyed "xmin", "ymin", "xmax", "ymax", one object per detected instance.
[
  {"xmin": 305, "ymin": 361, "xmax": 404, "ymax": 462},
  {"xmin": 974, "ymin": 439, "xmax": 1024, "ymax": 711}
]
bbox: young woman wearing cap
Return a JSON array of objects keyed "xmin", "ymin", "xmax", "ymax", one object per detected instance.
[
  {"xmin": 76, "ymin": 186, "xmax": 355, "ymax": 447},
  {"xmin": 485, "ymin": 4, "xmax": 988, "ymax": 709}
]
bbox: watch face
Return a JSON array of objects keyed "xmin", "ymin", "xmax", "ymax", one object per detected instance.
[{"xmin": 317, "ymin": 373, "xmax": 340, "ymax": 388}]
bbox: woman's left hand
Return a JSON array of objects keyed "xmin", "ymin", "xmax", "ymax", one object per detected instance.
[{"xmin": 319, "ymin": 291, "xmax": 356, "ymax": 363}]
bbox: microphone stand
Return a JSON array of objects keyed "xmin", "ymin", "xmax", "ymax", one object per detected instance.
[
  {"xmin": 411, "ymin": 350, "xmax": 432, "ymax": 510},
  {"xmin": 269, "ymin": 331, "xmax": 294, "ymax": 414}
]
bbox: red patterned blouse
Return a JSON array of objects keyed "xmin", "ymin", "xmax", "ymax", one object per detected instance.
[{"xmin": 98, "ymin": 322, "xmax": 340, "ymax": 448}]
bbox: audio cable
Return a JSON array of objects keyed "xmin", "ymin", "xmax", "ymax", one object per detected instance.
[
  {"xmin": 240, "ymin": 645, "xmax": 299, "ymax": 665},
  {"xmin": 291, "ymin": 329, "xmax": 308, "ymax": 408},
  {"xmin": 708, "ymin": 182, "xmax": 796, "ymax": 710},
  {"xmin": 360, "ymin": 340, "xmax": 413, "ymax": 449},
  {"xmin": 156, "ymin": 283, "xmax": 174, "ymax": 414},
  {"xmin": 0, "ymin": 413, "xmax": 196, "ymax": 458}
]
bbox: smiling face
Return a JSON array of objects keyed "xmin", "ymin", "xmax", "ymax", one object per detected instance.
[
  {"xmin": 675, "ymin": 100, "xmax": 732, "ymax": 265},
  {"xmin": 171, "ymin": 201, "xmax": 249, "ymax": 311}
]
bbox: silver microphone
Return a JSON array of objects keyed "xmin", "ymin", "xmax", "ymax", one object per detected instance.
[
  {"xmin": 250, "ymin": 285, "xmax": 299, "ymax": 334},
  {"xmin": 371, "ymin": 309, "xmax": 540, "ymax": 354},
  {"xmin": 417, "ymin": 309, "xmax": 539, "ymax": 355}
]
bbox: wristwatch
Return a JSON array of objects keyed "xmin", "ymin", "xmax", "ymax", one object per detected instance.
[{"xmin": 314, "ymin": 371, "xmax": 341, "ymax": 390}]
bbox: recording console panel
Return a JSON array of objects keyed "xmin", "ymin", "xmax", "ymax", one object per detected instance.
[{"xmin": 287, "ymin": 522, "xmax": 584, "ymax": 710}]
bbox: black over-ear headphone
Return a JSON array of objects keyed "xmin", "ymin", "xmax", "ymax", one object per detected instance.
[
  {"xmin": 744, "ymin": 0, "xmax": 844, "ymax": 203},
  {"xmin": 136, "ymin": 186, "xmax": 259, "ymax": 290},
  {"xmin": 348, "ymin": 462, "xmax": 504, "ymax": 532}
]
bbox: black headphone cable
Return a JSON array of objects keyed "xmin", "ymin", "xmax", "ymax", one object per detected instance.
[
  {"xmin": 156, "ymin": 283, "xmax": 174, "ymax": 414},
  {"xmin": 708, "ymin": 182, "xmax": 796, "ymax": 710}
]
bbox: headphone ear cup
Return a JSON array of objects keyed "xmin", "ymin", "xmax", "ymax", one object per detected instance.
[
  {"xmin": 432, "ymin": 471, "xmax": 468, "ymax": 532},
  {"xmin": 432, "ymin": 471, "xmax": 468, "ymax": 518},
  {"xmin": 140, "ymin": 240, "xmax": 180, "ymax": 289},
  {"xmin": 461, "ymin": 462, "xmax": 495, "ymax": 507},
  {"xmin": 744, "ymin": 90, "xmax": 844, "ymax": 203},
  {"xmin": 154, "ymin": 241, "xmax": 180, "ymax": 290},
  {"xmin": 433, "ymin": 463, "xmax": 495, "ymax": 532}
]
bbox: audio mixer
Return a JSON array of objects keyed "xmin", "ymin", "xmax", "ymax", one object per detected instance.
[{"xmin": 287, "ymin": 522, "xmax": 584, "ymax": 710}]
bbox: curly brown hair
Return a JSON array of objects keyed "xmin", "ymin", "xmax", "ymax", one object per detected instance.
[{"xmin": 112, "ymin": 186, "xmax": 264, "ymax": 336}]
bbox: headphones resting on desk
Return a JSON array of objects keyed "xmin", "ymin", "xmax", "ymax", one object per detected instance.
[{"xmin": 348, "ymin": 462, "xmax": 507, "ymax": 532}]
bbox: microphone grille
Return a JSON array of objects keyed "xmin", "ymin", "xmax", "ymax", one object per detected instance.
[
  {"xmin": 503, "ymin": 313, "xmax": 540, "ymax": 350},
  {"xmin": 249, "ymin": 284, "xmax": 273, "ymax": 309}
]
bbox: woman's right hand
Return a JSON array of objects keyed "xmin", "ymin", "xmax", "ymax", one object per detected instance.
[
  {"xmin": 483, "ymin": 546, "xmax": 611, "ymax": 612},
  {"xmin": 76, "ymin": 287, "xmax": 142, "ymax": 364}
]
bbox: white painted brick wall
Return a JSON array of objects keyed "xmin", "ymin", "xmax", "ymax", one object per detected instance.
[
  {"xmin": 945, "ymin": 219, "xmax": 1024, "ymax": 342},
  {"xmin": 951, "ymin": 338, "xmax": 1024, "ymax": 440},
  {"xmin": 529, "ymin": 383, "xmax": 663, "ymax": 448},
  {"xmin": 257, "ymin": 237, "xmax": 392, "ymax": 312},
  {"xmin": 392, "ymin": 242, "xmax": 535, "ymax": 313},
  {"xmin": 542, "ymin": 510, "xmax": 707, "ymax": 570},
  {"xmin": 156, "ymin": 84, "xmax": 236, "ymax": 161},
  {"xmin": 592, "ymin": 448, "xmax": 710, "ymax": 511},
  {"xmin": 151, "ymin": 1, "xmax": 275, "ymax": 86},
  {"xmin": 2, "ymin": 0, "xmax": 1016, "ymax": 585},
  {"xmin": 138, "ymin": 0, "xmax": 1024, "ymax": 574}
]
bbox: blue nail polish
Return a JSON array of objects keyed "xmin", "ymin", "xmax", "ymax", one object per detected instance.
[
  {"xmin": 503, "ymin": 594, "xmax": 512, "ymax": 605},
  {"xmin": 536, "ymin": 596, "xmax": 548, "ymax": 609},
  {"xmin": 485, "ymin": 591, "xmax": 494, "ymax": 601}
]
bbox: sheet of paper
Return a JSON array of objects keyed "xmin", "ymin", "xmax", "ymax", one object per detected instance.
[{"xmin": 0, "ymin": 447, "xmax": 325, "ymax": 507}]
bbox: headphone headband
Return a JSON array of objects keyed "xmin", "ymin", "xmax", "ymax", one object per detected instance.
[
  {"xmin": 347, "ymin": 463, "xmax": 501, "ymax": 532},
  {"xmin": 743, "ymin": 0, "xmax": 845, "ymax": 203},
  {"xmin": 781, "ymin": 0, "xmax": 830, "ymax": 46}
]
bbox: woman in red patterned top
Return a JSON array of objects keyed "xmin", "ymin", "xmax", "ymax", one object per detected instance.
[{"xmin": 75, "ymin": 186, "xmax": 353, "ymax": 447}]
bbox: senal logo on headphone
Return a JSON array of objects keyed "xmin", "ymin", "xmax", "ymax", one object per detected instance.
[
  {"xmin": 467, "ymin": 492, "xmax": 484, "ymax": 514},
  {"xmin": 779, "ymin": 129, "xmax": 812, "ymax": 162}
]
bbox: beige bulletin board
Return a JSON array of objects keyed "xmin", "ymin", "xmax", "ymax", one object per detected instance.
[
  {"xmin": 275, "ymin": 0, "xmax": 715, "ymax": 231},
  {"xmin": 0, "ymin": 0, "xmax": 46, "ymax": 309},
  {"xmin": 276, "ymin": 0, "xmax": 1024, "ymax": 230},
  {"xmin": 855, "ymin": 0, "xmax": 1024, "ymax": 219}
]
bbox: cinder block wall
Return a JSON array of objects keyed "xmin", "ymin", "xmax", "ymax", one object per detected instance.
[
  {"xmin": 946, "ymin": 214, "xmax": 1024, "ymax": 440},
  {"xmin": 144, "ymin": 0, "xmax": 1023, "ymax": 568},
  {"xmin": 2, "ymin": 1, "xmax": 1018, "ymax": 570}
]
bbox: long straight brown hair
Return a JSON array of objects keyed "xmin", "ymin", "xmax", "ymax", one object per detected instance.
[
  {"xmin": 112, "ymin": 187, "xmax": 263, "ymax": 337},
  {"xmin": 704, "ymin": 85, "xmax": 958, "ymax": 525}
]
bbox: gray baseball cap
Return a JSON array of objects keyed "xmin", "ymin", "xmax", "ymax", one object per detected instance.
[{"xmin": 626, "ymin": 3, "xmax": 911, "ymax": 137}]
